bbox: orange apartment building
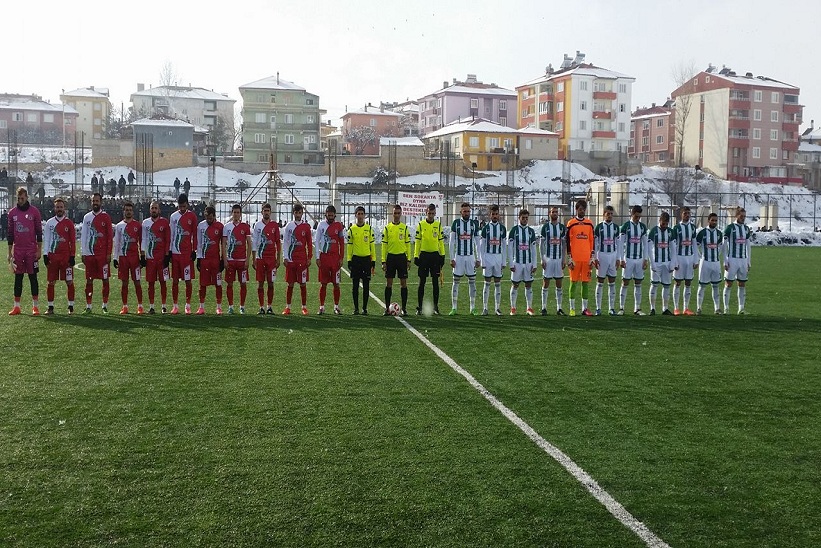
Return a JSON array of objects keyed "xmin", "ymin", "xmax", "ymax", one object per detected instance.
[
  {"xmin": 341, "ymin": 104, "xmax": 403, "ymax": 155},
  {"xmin": 629, "ymin": 101, "xmax": 675, "ymax": 163}
]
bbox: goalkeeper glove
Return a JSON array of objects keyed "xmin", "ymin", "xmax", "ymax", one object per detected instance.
[
  {"xmin": 164, "ymin": 254, "xmax": 171, "ymax": 267},
  {"xmin": 113, "ymin": 259, "xmax": 119, "ymax": 269},
  {"xmin": 190, "ymin": 251, "xmax": 197, "ymax": 262},
  {"xmin": 68, "ymin": 256, "xmax": 75, "ymax": 267},
  {"xmin": 139, "ymin": 257, "xmax": 147, "ymax": 268}
]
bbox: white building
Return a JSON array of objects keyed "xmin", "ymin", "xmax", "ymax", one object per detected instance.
[{"xmin": 130, "ymin": 84, "xmax": 236, "ymax": 133}]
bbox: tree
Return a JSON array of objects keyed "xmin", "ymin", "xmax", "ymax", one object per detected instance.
[
  {"xmin": 346, "ymin": 125, "xmax": 378, "ymax": 155},
  {"xmin": 658, "ymin": 166, "xmax": 696, "ymax": 207},
  {"xmin": 210, "ymin": 114, "xmax": 240, "ymax": 154},
  {"xmin": 671, "ymin": 60, "xmax": 698, "ymax": 167}
]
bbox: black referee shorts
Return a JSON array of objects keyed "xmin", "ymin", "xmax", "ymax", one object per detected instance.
[
  {"xmin": 350, "ymin": 255, "xmax": 372, "ymax": 280},
  {"xmin": 385, "ymin": 253, "xmax": 408, "ymax": 279},
  {"xmin": 417, "ymin": 251, "xmax": 442, "ymax": 278}
]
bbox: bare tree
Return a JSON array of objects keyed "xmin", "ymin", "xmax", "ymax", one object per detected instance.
[
  {"xmin": 671, "ymin": 60, "xmax": 699, "ymax": 167},
  {"xmin": 346, "ymin": 125, "xmax": 378, "ymax": 155},
  {"xmin": 159, "ymin": 60, "xmax": 180, "ymax": 88},
  {"xmin": 658, "ymin": 165, "xmax": 696, "ymax": 207}
]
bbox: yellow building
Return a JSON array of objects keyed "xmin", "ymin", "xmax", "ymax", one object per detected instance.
[{"xmin": 61, "ymin": 87, "xmax": 112, "ymax": 141}]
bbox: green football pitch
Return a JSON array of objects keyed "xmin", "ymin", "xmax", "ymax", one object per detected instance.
[{"xmin": 1, "ymin": 247, "xmax": 819, "ymax": 547}]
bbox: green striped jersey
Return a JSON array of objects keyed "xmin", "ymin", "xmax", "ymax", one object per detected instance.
[
  {"xmin": 540, "ymin": 222, "xmax": 566, "ymax": 260},
  {"xmin": 479, "ymin": 222, "xmax": 506, "ymax": 256},
  {"xmin": 696, "ymin": 227, "xmax": 722, "ymax": 262},
  {"xmin": 593, "ymin": 221, "xmax": 619, "ymax": 254},
  {"xmin": 723, "ymin": 223, "xmax": 752, "ymax": 259},
  {"xmin": 672, "ymin": 221, "xmax": 698, "ymax": 257},
  {"xmin": 647, "ymin": 226, "xmax": 673, "ymax": 263},
  {"xmin": 508, "ymin": 224, "xmax": 537, "ymax": 264},
  {"xmin": 449, "ymin": 217, "xmax": 480, "ymax": 258},
  {"xmin": 620, "ymin": 221, "xmax": 648, "ymax": 260}
]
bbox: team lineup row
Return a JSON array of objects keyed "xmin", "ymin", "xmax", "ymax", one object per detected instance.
[{"xmin": 5, "ymin": 187, "xmax": 752, "ymax": 317}]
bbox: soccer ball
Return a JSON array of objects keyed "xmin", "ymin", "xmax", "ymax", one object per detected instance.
[{"xmin": 388, "ymin": 302, "xmax": 401, "ymax": 316}]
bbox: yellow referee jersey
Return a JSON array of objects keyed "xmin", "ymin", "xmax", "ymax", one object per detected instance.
[
  {"xmin": 381, "ymin": 222, "xmax": 412, "ymax": 262},
  {"xmin": 414, "ymin": 219, "xmax": 445, "ymax": 258},
  {"xmin": 346, "ymin": 223, "xmax": 376, "ymax": 260}
]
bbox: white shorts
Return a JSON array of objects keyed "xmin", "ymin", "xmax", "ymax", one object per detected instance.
[
  {"xmin": 481, "ymin": 254, "xmax": 504, "ymax": 279},
  {"xmin": 452, "ymin": 255, "xmax": 477, "ymax": 277},
  {"xmin": 699, "ymin": 261, "xmax": 722, "ymax": 285},
  {"xmin": 596, "ymin": 252, "xmax": 619, "ymax": 279},
  {"xmin": 674, "ymin": 258, "xmax": 696, "ymax": 281},
  {"xmin": 510, "ymin": 262, "xmax": 534, "ymax": 284},
  {"xmin": 725, "ymin": 258, "xmax": 749, "ymax": 282},
  {"xmin": 650, "ymin": 262, "xmax": 673, "ymax": 285},
  {"xmin": 542, "ymin": 256, "xmax": 564, "ymax": 280},
  {"xmin": 622, "ymin": 258, "xmax": 645, "ymax": 281}
]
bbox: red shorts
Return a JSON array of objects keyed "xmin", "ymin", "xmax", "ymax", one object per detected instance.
[
  {"xmin": 255, "ymin": 257, "xmax": 278, "ymax": 283},
  {"xmin": 47, "ymin": 255, "xmax": 74, "ymax": 282},
  {"xmin": 225, "ymin": 260, "xmax": 249, "ymax": 284},
  {"xmin": 145, "ymin": 259, "xmax": 169, "ymax": 284},
  {"xmin": 285, "ymin": 261, "xmax": 309, "ymax": 284},
  {"xmin": 12, "ymin": 248, "xmax": 39, "ymax": 275},
  {"xmin": 318, "ymin": 254, "xmax": 341, "ymax": 285},
  {"xmin": 83, "ymin": 255, "xmax": 110, "ymax": 280},
  {"xmin": 199, "ymin": 259, "xmax": 222, "ymax": 287},
  {"xmin": 569, "ymin": 259, "xmax": 592, "ymax": 282},
  {"xmin": 117, "ymin": 255, "xmax": 142, "ymax": 281},
  {"xmin": 171, "ymin": 254, "xmax": 194, "ymax": 281}
]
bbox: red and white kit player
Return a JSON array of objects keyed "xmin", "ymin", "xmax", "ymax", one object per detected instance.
[
  {"xmin": 141, "ymin": 200, "xmax": 170, "ymax": 314},
  {"xmin": 113, "ymin": 201, "xmax": 144, "ymax": 315},
  {"xmin": 222, "ymin": 204, "xmax": 251, "ymax": 314},
  {"xmin": 80, "ymin": 192, "xmax": 113, "ymax": 313},
  {"xmin": 314, "ymin": 204, "xmax": 345, "ymax": 315},
  {"xmin": 168, "ymin": 193, "xmax": 198, "ymax": 315},
  {"xmin": 251, "ymin": 202, "xmax": 281, "ymax": 315},
  {"xmin": 43, "ymin": 197, "xmax": 76, "ymax": 315},
  {"xmin": 195, "ymin": 206, "xmax": 224, "ymax": 315},
  {"xmin": 282, "ymin": 203, "xmax": 313, "ymax": 315}
]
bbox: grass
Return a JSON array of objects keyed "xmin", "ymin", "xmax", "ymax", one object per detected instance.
[{"xmin": 0, "ymin": 247, "xmax": 819, "ymax": 546}]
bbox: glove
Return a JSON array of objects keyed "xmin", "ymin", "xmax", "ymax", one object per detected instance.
[
  {"xmin": 190, "ymin": 251, "xmax": 197, "ymax": 262},
  {"xmin": 347, "ymin": 261, "xmax": 353, "ymax": 270},
  {"xmin": 113, "ymin": 259, "xmax": 119, "ymax": 269},
  {"xmin": 68, "ymin": 256, "xmax": 75, "ymax": 267},
  {"xmin": 196, "ymin": 258, "xmax": 201, "ymax": 272},
  {"xmin": 43, "ymin": 255, "xmax": 50, "ymax": 266},
  {"xmin": 414, "ymin": 257, "xmax": 419, "ymax": 266},
  {"xmin": 164, "ymin": 253, "xmax": 171, "ymax": 267},
  {"xmin": 139, "ymin": 257, "xmax": 147, "ymax": 268}
]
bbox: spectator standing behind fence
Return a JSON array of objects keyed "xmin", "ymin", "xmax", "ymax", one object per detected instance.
[
  {"xmin": 118, "ymin": 175, "xmax": 127, "ymax": 197},
  {"xmin": 91, "ymin": 174, "xmax": 98, "ymax": 194},
  {"xmin": 173, "ymin": 177, "xmax": 181, "ymax": 195},
  {"xmin": 127, "ymin": 169, "xmax": 135, "ymax": 190},
  {"xmin": 25, "ymin": 172, "xmax": 34, "ymax": 193},
  {"xmin": 183, "ymin": 177, "xmax": 191, "ymax": 195},
  {"xmin": 0, "ymin": 210, "xmax": 7, "ymax": 240}
]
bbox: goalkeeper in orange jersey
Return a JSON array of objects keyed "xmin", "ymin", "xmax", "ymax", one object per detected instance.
[{"xmin": 565, "ymin": 199, "xmax": 596, "ymax": 316}]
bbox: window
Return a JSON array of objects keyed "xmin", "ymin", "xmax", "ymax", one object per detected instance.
[
  {"xmin": 500, "ymin": 116, "xmax": 507, "ymax": 126},
  {"xmin": 437, "ymin": 98, "xmax": 442, "ymax": 108},
  {"xmin": 499, "ymin": 100, "xmax": 507, "ymax": 110},
  {"xmin": 309, "ymin": 135, "xmax": 317, "ymax": 144},
  {"xmin": 753, "ymin": 128, "xmax": 761, "ymax": 140},
  {"xmin": 270, "ymin": 115, "xmax": 276, "ymax": 127},
  {"xmin": 733, "ymin": 148, "xmax": 740, "ymax": 158},
  {"xmin": 771, "ymin": 92, "xmax": 779, "ymax": 103},
  {"xmin": 370, "ymin": 118, "xmax": 376, "ymax": 127},
  {"xmin": 642, "ymin": 136, "xmax": 649, "ymax": 146},
  {"xmin": 705, "ymin": 76, "xmax": 711, "ymax": 83},
  {"xmin": 65, "ymin": 118, "xmax": 72, "ymax": 125},
  {"xmin": 783, "ymin": 150, "xmax": 789, "ymax": 160},
  {"xmin": 284, "ymin": 134, "xmax": 295, "ymax": 144},
  {"xmin": 629, "ymin": 138, "xmax": 634, "ymax": 148},
  {"xmin": 93, "ymin": 117, "xmax": 101, "ymax": 126},
  {"xmin": 43, "ymin": 113, "xmax": 54, "ymax": 123},
  {"xmin": 255, "ymin": 112, "xmax": 266, "ymax": 123},
  {"xmin": 753, "ymin": 109, "xmax": 762, "ymax": 121},
  {"xmin": 470, "ymin": 98, "xmax": 478, "ymax": 108},
  {"xmin": 26, "ymin": 113, "xmax": 38, "ymax": 122},
  {"xmin": 0, "ymin": 120, "xmax": 6, "ymax": 128},
  {"xmin": 557, "ymin": 82, "xmax": 564, "ymax": 92},
  {"xmin": 525, "ymin": 138, "xmax": 532, "ymax": 150},
  {"xmin": 580, "ymin": 100, "xmax": 587, "ymax": 111},
  {"xmin": 770, "ymin": 148, "xmax": 779, "ymax": 159},
  {"xmin": 284, "ymin": 114, "xmax": 294, "ymax": 124},
  {"xmin": 555, "ymin": 121, "xmax": 563, "ymax": 131},
  {"xmin": 522, "ymin": 89, "xmax": 529, "ymax": 99},
  {"xmin": 700, "ymin": 95, "xmax": 705, "ymax": 104},
  {"xmin": 271, "ymin": 134, "xmax": 276, "ymax": 143},
  {"xmin": 700, "ymin": 111, "xmax": 705, "ymax": 122},
  {"xmin": 557, "ymin": 101, "xmax": 564, "ymax": 112},
  {"xmin": 579, "ymin": 81, "xmax": 588, "ymax": 91},
  {"xmin": 656, "ymin": 135, "xmax": 664, "ymax": 144},
  {"xmin": 579, "ymin": 141, "xmax": 585, "ymax": 151},
  {"xmin": 770, "ymin": 129, "xmax": 779, "ymax": 141},
  {"xmin": 454, "ymin": 137, "xmax": 460, "ymax": 148},
  {"xmin": 771, "ymin": 111, "xmax": 779, "ymax": 122},
  {"xmin": 752, "ymin": 147, "xmax": 761, "ymax": 158},
  {"xmin": 699, "ymin": 129, "xmax": 704, "ymax": 140},
  {"xmin": 619, "ymin": 103, "xmax": 626, "ymax": 113},
  {"xmin": 306, "ymin": 98, "xmax": 314, "ymax": 105},
  {"xmin": 643, "ymin": 120, "xmax": 650, "ymax": 130},
  {"xmin": 257, "ymin": 153, "xmax": 268, "ymax": 162},
  {"xmin": 503, "ymin": 138, "xmax": 512, "ymax": 149},
  {"xmin": 469, "ymin": 136, "xmax": 479, "ymax": 147},
  {"xmin": 254, "ymin": 133, "xmax": 266, "ymax": 143},
  {"xmin": 12, "ymin": 112, "xmax": 23, "ymax": 121},
  {"xmin": 579, "ymin": 120, "xmax": 587, "ymax": 130},
  {"xmin": 754, "ymin": 90, "xmax": 762, "ymax": 102},
  {"xmin": 93, "ymin": 103, "xmax": 101, "ymax": 111},
  {"xmin": 656, "ymin": 118, "xmax": 664, "ymax": 127},
  {"xmin": 618, "ymin": 83, "xmax": 627, "ymax": 93},
  {"xmin": 284, "ymin": 154, "xmax": 292, "ymax": 163},
  {"xmin": 619, "ymin": 122, "xmax": 625, "ymax": 132},
  {"xmin": 488, "ymin": 137, "xmax": 500, "ymax": 148},
  {"xmin": 307, "ymin": 115, "xmax": 315, "ymax": 124},
  {"xmin": 270, "ymin": 95, "xmax": 276, "ymax": 103}
]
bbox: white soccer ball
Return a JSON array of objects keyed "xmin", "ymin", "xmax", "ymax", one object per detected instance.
[{"xmin": 388, "ymin": 302, "xmax": 401, "ymax": 316}]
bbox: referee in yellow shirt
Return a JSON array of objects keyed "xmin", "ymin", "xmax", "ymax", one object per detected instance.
[
  {"xmin": 381, "ymin": 204, "xmax": 412, "ymax": 316},
  {"xmin": 414, "ymin": 203, "xmax": 446, "ymax": 315},
  {"xmin": 347, "ymin": 206, "xmax": 375, "ymax": 315}
]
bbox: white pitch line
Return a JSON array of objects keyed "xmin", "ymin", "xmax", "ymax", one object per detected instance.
[{"xmin": 343, "ymin": 268, "xmax": 670, "ymax": 548}]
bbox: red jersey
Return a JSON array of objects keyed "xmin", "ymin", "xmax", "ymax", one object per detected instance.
[
  {"xmin": 252, "ymin": 220, "xmax": 281, "ymax": 260},
  {"xmin": 114, "ymin": 219, "xmax": 142, "ymax": 259},
  {"xmin": 44, "ymin": 215, "xmax": 75, "ymax": 258},
  {"xmin": 314, "ymin": 219, "xmax": 345, "ymax": 260},
  {"xmin": 81, "ymin": 210, "xmax": 113, "ymax": 257},
  {"xmin": 141, "ymin": 216, "xmax": 170, "ymax": 260},
  {"xmin": 197, "ymin": 220, "xmax": 224, "ymax": 261},
  {"xmin": 169, "ymin": 209, "xmax": 198, "ymax": 256},
  {"xmin": 223, "ymin": 220, "xmax": 251, "ymax": 262},
  {"xmin": 283, "ymin": 220, "xmax": 312, "ymax": 264}
]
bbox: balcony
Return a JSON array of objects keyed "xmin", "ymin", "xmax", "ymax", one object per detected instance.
[
  {"xmin": 783, "ymin": 103, "xmax": 802, "ymax": 115},
  {"xmin": 728, "ymin": 117, "xmax": 750, "ymax": 130},
  {"xmin": 592, "ymin": 110, "xmax": 612, "ymax": 120},
  {"xmin": 592, "ymin": 130, "xmax": 616, "ymax": 138},
  {"xmin": 782, "ymin": 140, "xmax": 799, "ymax": 152},
  {"xmin": 593, "ymin": 91, "xmax": 617, "ymax": 100},
  {"xmin": 782, "ymin": 120, "xmax": 800, "ymax": 132},
  {"xmin": 728, "ymin": 136, "xmax": 749, "ymax": 149}
]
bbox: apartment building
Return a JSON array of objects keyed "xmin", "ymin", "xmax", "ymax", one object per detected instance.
[
  {"xmin": 418, "ymin": 74, "xmax": 516, "ymax": 137},
  {"xmin": 239, "ymin": 74, "xmax": 322, "ymax": 165},
  {"xmin": 516, "ymin": 52, "xmax": 635, "ymax": 160},
  {"xmin": 0, "ymin": 93, "xmax": 79, "ymax": 145},
  {"xmin": 60, "ymin": 87, "xmax": 111, "ymax": 140},
  {"xmin": 670, "ymin": 64, "xmax": 803, "ymax": 183},
  {"xmin": 131, "ymin": 85, "xmax": 235, "ymax": 133},
  {"xmin": 341, "ymin": 105, "xmax": 403, "ymax": 155},
  {"xmin": 629, "ymin": 101, "xmax": 675, "ymax": 163}
]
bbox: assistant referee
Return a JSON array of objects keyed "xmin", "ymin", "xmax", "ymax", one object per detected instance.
[
  {"xmin": 414, "ymin": 203, "xmax": 445, "ymax": 315},
  {"xmin": 347, "ymin": 206, "xmax": 375, "ymax": 315}
]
